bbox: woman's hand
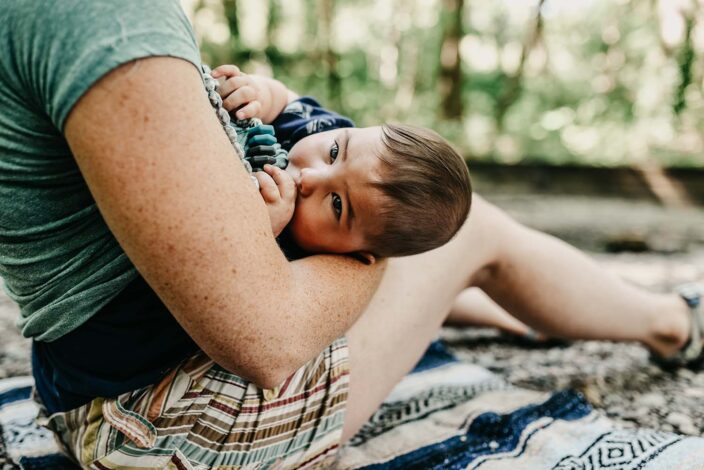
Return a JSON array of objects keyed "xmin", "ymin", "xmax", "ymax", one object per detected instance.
[{"xmin": 254, "ymin": 165, "xmax": 297, "ymax": 237}]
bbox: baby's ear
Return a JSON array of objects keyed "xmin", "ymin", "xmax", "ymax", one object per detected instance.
[{"xmin": 356, "ymin": 251, "xmax": 376, "ymax": 265}]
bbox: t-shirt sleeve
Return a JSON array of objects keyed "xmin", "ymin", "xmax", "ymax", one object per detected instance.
[
  {"xmin": 10, "ymin": 0, "xmax": 201, "ymax": 132},
  {"xmin": 271, "ymin": 97, "xmax": 355, "ymax": 151}
]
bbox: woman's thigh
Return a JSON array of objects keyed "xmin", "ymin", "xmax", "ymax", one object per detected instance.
[{"xmin": 342, "ymin": 195, "xmax": 509, "ymax": 441}]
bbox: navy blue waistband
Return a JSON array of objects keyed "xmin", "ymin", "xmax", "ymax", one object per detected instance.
[{"xmin": 32, "ymin": 276, "xmax": 198, "ymax": 414}]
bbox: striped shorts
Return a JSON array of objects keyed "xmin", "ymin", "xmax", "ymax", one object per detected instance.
[{"xmin": 40, "ymin": 337, "xmax": 350, "ymax": 469}]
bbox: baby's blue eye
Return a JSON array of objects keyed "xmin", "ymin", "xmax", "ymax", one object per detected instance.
[
  {"xmin": 332, "ymin": 193, "xmax": 342, "ymax": 220},
  {"xmin": 329, "ymin": 140, "xmax": 339, "ymax": 162}
]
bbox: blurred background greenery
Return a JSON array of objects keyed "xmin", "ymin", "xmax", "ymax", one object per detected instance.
[{"xmin": 182, "ymin": 0, "xmax": 704, "ymax": 169}]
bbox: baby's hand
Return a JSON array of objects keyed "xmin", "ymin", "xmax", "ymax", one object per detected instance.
[
  {"xmin": 254, "ymin": 165, "xmax": 297, "ymax": 237},
  {"xmin": 211, "ymin": 64, "xmax": 262, "ymax": 120}
]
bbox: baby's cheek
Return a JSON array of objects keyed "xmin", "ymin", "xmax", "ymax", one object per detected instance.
[{"xmin": 286, "ymin": 209, "xmax": 314, "ymax": 247}]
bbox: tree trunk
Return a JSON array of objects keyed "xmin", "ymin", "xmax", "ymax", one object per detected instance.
[
  {"xmin": 494, "ymin": 0, "xmax": 545, "ymax": 131},
  {"xmin": 439, "ymin": 0, "xmax": 465, "ymax": 120},
  {"xmin": 674, "ymin": 11, "xmax": 695, "ymax": 115},
  {"xmin": 222, "ymin": 0, "xmax": 249, "ymax": 65},
  {"xmin": 319, "ymin": 0, "xmax": 342, "ymax": 110},
  {"xmin": 267, "ymin": 0, "xmax": 281, "ymax": 46}
]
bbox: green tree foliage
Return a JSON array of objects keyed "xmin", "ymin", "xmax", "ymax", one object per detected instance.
[{"xmin": 186, "ymin": 0, "xmax": 704, "ymax": 168}]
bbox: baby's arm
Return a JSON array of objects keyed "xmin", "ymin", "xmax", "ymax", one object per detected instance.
[
  {"xmin": 253, "ymin": 164, "xmax": 296, "ymax": 238},
  {"xmin": 211, "ymin": 64, "xmax": 298, "ymax": 124},
  {"xmin": 211, "ymin": 65, "xmax": 297, "ymax": 237}
]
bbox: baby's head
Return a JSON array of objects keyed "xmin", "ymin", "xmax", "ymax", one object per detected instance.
[{"xmin": 283, "ymin": 124, "xmax": 471, "ymax": 262}]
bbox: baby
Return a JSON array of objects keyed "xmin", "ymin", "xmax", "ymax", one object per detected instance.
[{"xmin": 212, "ymin": 65, "xmax": 472, "ymax": 264}]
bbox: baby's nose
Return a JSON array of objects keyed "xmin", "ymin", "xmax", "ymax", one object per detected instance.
[
  {"xmin": 298, "ymin": 168, "xmax": 322, "ymax": 197},
  {"xmin": 298, "ymin": 168, "xmax": 315, "ymax": 197}
]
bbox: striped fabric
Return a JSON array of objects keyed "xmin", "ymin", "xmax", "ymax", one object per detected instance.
[{"xmin": 41, "ymin": 337, "xmax": 349, "ymax": 470}]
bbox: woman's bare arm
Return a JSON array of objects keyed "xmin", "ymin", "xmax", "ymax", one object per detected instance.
[{"xmin": 64, "ymin": 57, "xmax": 384, "ymax": 388}]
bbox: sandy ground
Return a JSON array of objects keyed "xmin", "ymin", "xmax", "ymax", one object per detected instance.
[{"xmin": 0, "ymin": 194, "xmax": 703, "ymax": 467}]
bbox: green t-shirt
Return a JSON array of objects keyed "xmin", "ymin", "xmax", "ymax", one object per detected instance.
[{"xmin": 0, "ymin": 0, "xmax": 201, "ymax": 341}]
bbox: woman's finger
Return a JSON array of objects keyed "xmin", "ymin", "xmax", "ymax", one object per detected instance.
[
  {"xmin": 265, "ymin": 165, "xmax": 296, "ymax": 202},
  {"xmin": 211, "ymin": 64, "xmax": 241, "ymax": 78},
  {"xmin": 254, "ymin": 171, "xmax": 280, "ymax": 203},
  {"xmin": 222, "ymin": 86, "xmax": 258, "ymax": 113}
]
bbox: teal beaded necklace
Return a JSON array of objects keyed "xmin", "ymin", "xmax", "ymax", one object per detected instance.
[{"xmin": 201, "ymin": 65, "xmax": 289, "ymax": 189}]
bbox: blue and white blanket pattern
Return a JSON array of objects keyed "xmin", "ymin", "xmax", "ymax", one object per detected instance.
[{"xmin": 2, "ymin": 342, "xmax": 703, "ymax": 469}]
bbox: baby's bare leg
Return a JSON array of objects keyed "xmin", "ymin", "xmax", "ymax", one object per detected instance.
[{"xmin": 342, "ymin": 194, "xmax": 690, "ymax": 441}]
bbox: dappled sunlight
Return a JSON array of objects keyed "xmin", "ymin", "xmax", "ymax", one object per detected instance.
[{"xmin": 181, "ymin": 0, "xmax": 704, "ymax": 170}]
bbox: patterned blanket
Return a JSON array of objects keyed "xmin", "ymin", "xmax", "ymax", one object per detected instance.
[{"xmin": 2, "ymin": 342, "xmax": 703, "ymax": 469}]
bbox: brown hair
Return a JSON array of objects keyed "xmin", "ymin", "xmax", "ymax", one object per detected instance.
[{"xmin": 365, "ymin": 123, "xmax": 472, "ymax": 258}]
